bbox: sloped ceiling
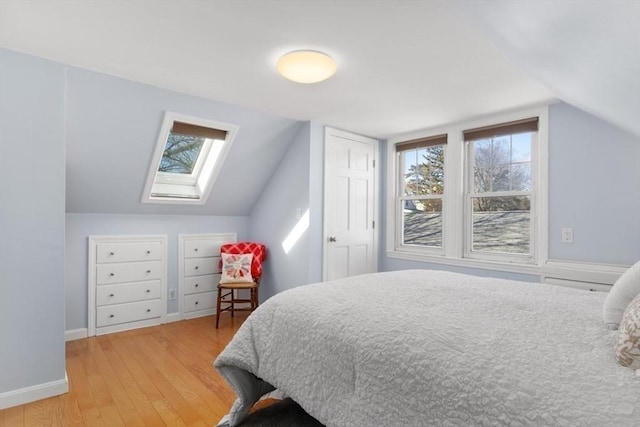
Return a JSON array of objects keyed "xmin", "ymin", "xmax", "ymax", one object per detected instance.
[
  {"xmin": 0, "ymin": 1, "xmax": 638, "ymax": 216},
  {"xmin": 0, "ymin": 0, "xmax": 558, "ymax": 139},
  {"xmin": 446, "ymin": 0, "xmax": 640, "ymax": 138}
]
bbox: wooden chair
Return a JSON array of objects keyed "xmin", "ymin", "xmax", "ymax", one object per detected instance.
[{"xmin": 215, "ymin": 242, "xmax": 267, "ymax": 329}]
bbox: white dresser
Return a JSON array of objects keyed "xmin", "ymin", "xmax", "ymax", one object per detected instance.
[
  {"xmin": 88, "ymin": 235, "xmax": 167, "ymax": 336},
  {"xmin": 179, "ymin": 233, "xmax": 236, "ymax": 319}
]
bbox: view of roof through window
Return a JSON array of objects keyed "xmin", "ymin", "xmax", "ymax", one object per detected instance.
[{"xmin": 142, "ymin": 113, "xmax": 238, "ymax": 204}]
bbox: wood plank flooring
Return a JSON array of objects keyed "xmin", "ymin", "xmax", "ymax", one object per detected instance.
[{"xmin": 0, "ymin": 313, "xmax": 252, "ymax": 427}]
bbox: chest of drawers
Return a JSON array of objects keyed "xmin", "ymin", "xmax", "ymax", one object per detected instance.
[
  {"xmin": 178, "ymin": 233, "xmax": 236, "ymax": 319},
  {"xmin": 88, "ymin": 235, "xmax": 167, "ymax": 336}
]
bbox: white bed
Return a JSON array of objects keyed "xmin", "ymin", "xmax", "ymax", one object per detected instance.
[{"xmin": 214, "ymin": 269, "xmax": 640, "ymax": 426}]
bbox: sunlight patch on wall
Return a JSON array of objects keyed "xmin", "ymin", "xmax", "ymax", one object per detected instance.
[{"xmin": 282, "ymin": 209, "xmax": 310, "ymax": 254}]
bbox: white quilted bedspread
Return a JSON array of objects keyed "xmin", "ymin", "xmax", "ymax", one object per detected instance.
[{"xmin": 214, "ymin": 269, "xmax": 640, "ymax": 426}]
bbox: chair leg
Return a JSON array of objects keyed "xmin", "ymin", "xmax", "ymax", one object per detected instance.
[
  {"xmin": 254, "ymin": 287, "xmax": 259, "ymax": 309},
  {"xmin": 230, "ymin": 289, "xmax": 234, "ymax": 318},
  {"xmin": 215, "ymin": 287, "xmax": 222, "ymax": 329}
]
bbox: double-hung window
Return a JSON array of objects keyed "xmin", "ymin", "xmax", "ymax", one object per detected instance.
[
  {"xmin": 387, "ymin": 107, "xmax": 547, "ymax": 272},
  {"xmin": 464, "ymin": 118, "xmax": 538, "ymax": 263},
  {"xmin": 396, "ymin": 135, "xmax": 447, "ymax": 252}
]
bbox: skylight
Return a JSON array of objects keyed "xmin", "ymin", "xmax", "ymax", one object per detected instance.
[{"xmin": 142, "ymin": 112, "xmax": 238, "ymax": 204}]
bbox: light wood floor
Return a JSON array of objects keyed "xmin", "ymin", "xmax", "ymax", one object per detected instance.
[{"xmin": 0, "ymin": 313, "xmax": 253, "ymax": 427}]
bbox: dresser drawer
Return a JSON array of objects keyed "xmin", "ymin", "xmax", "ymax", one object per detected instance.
[
  {"xmin": 96, "ymin": 299, "xmax": 162, "ymax": 327},
  {"xmin": 96, "ymin": 280, "xmax": 161, "ymax": 306},
  {"xmin": 184, "ymin": 257, "xmax": 218, "ymax": 276},
  {"xmin": 184, "ymin": 291, "xmax": 216, "ymax": 313},
  {"xmin": 184, "ymin": 274, "xmax": 219, "ymax": 294},
  {"xmin": 96, "ymin": 261, "xmax": 163, "ymax": 285},
  {"xmin": 96, "ymin": 242, "xmax": 162, "ymax": 264},
  {"xmin": 184, "ymin": 240, "xmax": 227, "ymax": 258}
]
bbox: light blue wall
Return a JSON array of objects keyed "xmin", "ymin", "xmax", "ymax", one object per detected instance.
[
  {"xmin": 548, "ymin": 103, "xmax": 640, "ymax": 265},
  {"xmin": 0, "ymin": 50, "xmax": 66, "ymax": 395},
  {"xmin": 65, "ymin": 213, "xmax": 249, "ymax": 330},
  {"xmin": 65, "ymin": 66, "xmax": 302, "ymax": 216},
  {"xmin": 307, "ymin": 121, "xmax": 326, "ymax": 284},
  {"xmin": 248, "ymin": 123, "xmax": 311, "ymax": 299}
]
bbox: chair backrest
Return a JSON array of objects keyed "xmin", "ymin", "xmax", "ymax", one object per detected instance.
[{"xmin": 219, "ymin": 242, "xmax": 267, "ymax": 280}]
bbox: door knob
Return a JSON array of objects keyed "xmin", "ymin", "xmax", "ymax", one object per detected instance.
[{"xmin": 328, "ymin": 236, "xmax": 337, "ymax": 242}]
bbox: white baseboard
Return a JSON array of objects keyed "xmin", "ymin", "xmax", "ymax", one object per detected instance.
[
  {"xmin": 166, "ymin": 312, "xmax": 182, "ymax": 323},
  {"xmin": 65, "ymin": 328, "xmax": 88, "ymax": 341},
  {"xmin": 541, "ymin": 259, "xmax": 628, "ymax": 291},
  {"xmin": 184, "ymin": 308, "xmax": 216, "ymax": 320},
  {"xmin": 0, "ymin": 373, "xmax": 69, "ymax": 410}
]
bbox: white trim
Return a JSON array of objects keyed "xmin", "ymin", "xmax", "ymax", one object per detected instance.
[
  {"xmin": 386, "ymin": 250, "xmax": 541, "ymax": 276},
  {"xmin": 184, "ymin": 308, "xmax": 217, "ymax": 320},
  {"xmin": 386, "ymin": 105, "xmax": 550, "ymax": 273},
  {"xmin": 166, "ymin": 312, "xmax": 182, "ymax": 323},
  {"xmin": 0, "ymin": 374, "xmax": 68, "ymax": 410},
  {"xmin": 141, "ymin": 111, "xmax": 239, "ymax": 204},
  {"xmin": 323, "ymin": 127, "xmax": 379, "ymax": 281},
  {"xmin": 541, "ymin": 259, "xmax": 628, "ymax": 287},
  {"xmin": 65, "ymin": 328, "xmax": 88, "ymax": 341}
]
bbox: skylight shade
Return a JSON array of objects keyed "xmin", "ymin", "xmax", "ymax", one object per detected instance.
[{"xmin": 276, "ymin": 50, "xmax": 336, "ymax": 84}]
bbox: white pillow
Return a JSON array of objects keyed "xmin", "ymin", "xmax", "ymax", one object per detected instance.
[
  {"xmin": 220, "ymin": 253, "xmax": 254, "ymax": 284},
  {"xmin": 615, "ymin": 293, "xmax": 640, "ymax": 370},
  {"xmin": 603, "ymin": 260, "xmax": 640, "ymax": 330}
]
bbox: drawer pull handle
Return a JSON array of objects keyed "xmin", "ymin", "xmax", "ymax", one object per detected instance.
[
  {"xmin": 146, "ymin": 270, "xmax": 151, "ymax": 273},
  {"xmin": 195, "ymin": 284, "xmax": 199, "ymax": 288},
  {"xmin": 109, "ymin": 273, "xmax": 115, "ymax": 276},
  {"xmin": 194, "ymin": 248, "xmax": 198, "ymax": 252},
  {"xmin": 146, "ymin": 309, "xmax": 151, "ymax": 312},
  {"xmin": 195, "ymin": 301, "xmax": 199, "ymax": 305},
  {"xmin": 109, "ymin": 293, "xmax": 115, "ymax": 297},
  {"xmin": 109, "ymin": 314, "xmax": 114, "ymax": 318},
  {"xmin": 195, "ymin": 266, "xmax": 199, "ymax": 270},
  {"xmin": 146, "ymin": 250, "xmax": 151, "ymax": 254},
  {"xmin": 109, "ymin": 252, "xmax": 115, "ymax": 256},
  {"xmin": 146, "ymin": 289, "xmax": 150, "ymax": 293}
]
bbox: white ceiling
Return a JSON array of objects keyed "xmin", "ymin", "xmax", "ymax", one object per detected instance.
[{"xmin": 0, "ymin": 0, "xmax": 638, "ymax": 139}]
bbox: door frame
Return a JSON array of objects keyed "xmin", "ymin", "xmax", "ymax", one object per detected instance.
[{"xmin": 322, "ymin": 127, "xmax": 380, "ymax": 281}]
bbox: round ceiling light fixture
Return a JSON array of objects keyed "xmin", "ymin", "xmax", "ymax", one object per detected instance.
[{"xmin": 276, "ymin": 50, "xmax": 336, "ymax": 84}]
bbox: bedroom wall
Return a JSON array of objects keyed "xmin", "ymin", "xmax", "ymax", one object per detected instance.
[
  {"xmin": 379, "ymin": 102, "xmax": 640, "ymax": 277},
  {"xmin": 65, "ymin": 213, "xmax": 250, "ymax": 332},
  {"xmin": 248, "ymin": 123, "xmax": 311, "ymax": 299},
  {"xmin": 0, "ymin": 50, "xmax": 67, "ymax": 405},
  {"xmin": 548, "ymin": 103, "xmax": 640, "ymax": 265},
  {"xmin": 65, "ymin": 65, "xmax": 302, "ymax": 216},
  {"xmin": 308, "ymin": 121, "xmax": 326, "ymax": 285}
]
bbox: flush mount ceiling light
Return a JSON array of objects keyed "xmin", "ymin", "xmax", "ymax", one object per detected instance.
[{"xmin": 276, "ymin": 50, "xmax": 336, "ymax": 84}]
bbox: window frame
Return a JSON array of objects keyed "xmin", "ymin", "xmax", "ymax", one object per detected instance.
[
  {"xmin": 386, "ymin": 106, "xmax": 548, "ymax": 275},
  {"xmin": 395, "ymin": 136, "xmax": 447, "ymax": 256},
  {"xmin": 463, "ymin": 128, "xmax": 538, "ymax": 264},
  {"xmin": 141, "ymin": 112, "xmax": 238, "ymax": 204}
]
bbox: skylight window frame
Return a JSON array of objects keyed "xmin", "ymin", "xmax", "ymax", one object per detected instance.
[{"xmin": 142, "ymin": 112, "xmax": 238, "ymax": 204}]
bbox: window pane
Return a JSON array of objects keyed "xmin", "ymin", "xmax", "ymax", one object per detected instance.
[
  {"xmin": 403, "ymin": 146, "xmax": 445, "ymax": 196},
  {"xmin": 471, "ymin": 196, "xmax": 530, "ymax": 254},
  {"xmin": 511, "ymin": 133, "xmax": 531, "ymax": 162},
  {"xmin": 159, "ymin": 133, "xmax": 206, "ymax": 174},
  {"xmin": 403, "ymin": 198, "xmax": 442, "ymax": 247},
  {"xmin": 510, "ymin": 163, "xmax": 531, "ymax": 191},
  {"xmin": 472, "ymin": 134, "xmax": 531, "ymax": 193}
]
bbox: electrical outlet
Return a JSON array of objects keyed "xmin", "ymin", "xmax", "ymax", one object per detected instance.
[
  {"xmin": 561, "ymin": 228, "xmax": 573, "ymax": 243},
  {"xmin": 169, "ymin": 288, "xmax": 176, "ymax": 300}
]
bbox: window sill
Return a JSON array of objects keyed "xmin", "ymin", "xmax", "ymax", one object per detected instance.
[{"xmin": 386, "ymin": 249, "xmax": 541, "ymax": 276}]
